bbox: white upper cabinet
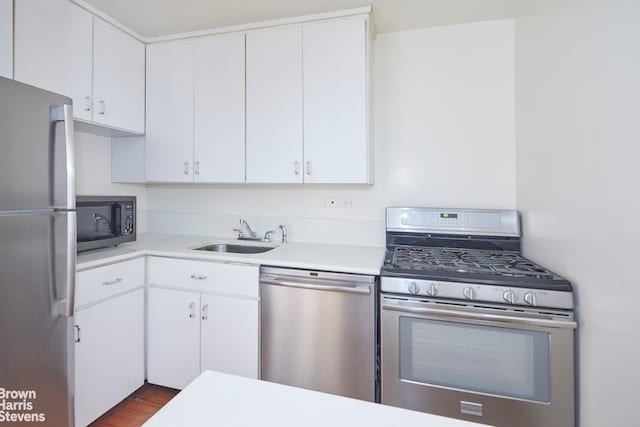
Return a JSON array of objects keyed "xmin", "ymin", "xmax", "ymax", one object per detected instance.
[
  {"xmin": 14, "ymin": 0, "xmax": 145, "ymax": 133},
  {"xmin": 194, "ymin": 33, "xmax": 246, "ymax": 183},
  {"xmin": 15, "ymin": 0, "xmax": 93, "ymax": 121},
  {"xmin": 246, "ymin": 26, "xmax": 304, "ymax": 183},
  {"xmin": 93, "ymin": 18, "xmax": 145, "ymax": 133},
  {"xmin": 0, "ymin": 0, "xmax": 12, "ymax": 78},
  {"xmin": 303, "ymin": 17, "xmax": 369, "ymax": 184},
  {"xmin": 145, "ymin": 39, "xmax": 195, "ymax": 182}
]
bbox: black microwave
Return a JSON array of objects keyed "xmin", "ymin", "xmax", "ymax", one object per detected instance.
[{"xmin": 76, "ymin": 196, "xmax": 136, "ymax": 252}]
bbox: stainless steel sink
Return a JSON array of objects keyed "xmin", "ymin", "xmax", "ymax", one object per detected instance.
[{"xmin": 194, "ymin": 243, "xmax": 278, "ymax": 254}]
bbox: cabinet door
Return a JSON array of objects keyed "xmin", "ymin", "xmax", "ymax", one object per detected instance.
[
  {"xmin": 75, "ymin": 289, "xmax": 144, "ymax": 427},
  {"xmin": 246, "ymin": 26, "xmax": 303, "ymax": 183},
  {"xmin": 147, "ymin": 287, "xmax": 201, "ymax": 389},
  {"xmin": 200, "ymin": 294, "xmax": 259, "ymax": 379},
  {"xmin": 0, "ymin": 0, "xmax": 12, "ymax": 79},
  {"xmin": 194, "ymin": 33, "xmax": 245, "ymax": 183},
  {"xmin": 14, "ymin": 0, "xmax": 93, "ymax": 121},
  {"xmin": 93, "ymin": 18, "xmax": 145, "ymax": 133},
  {"xmin": 145, "ymin": 39, "xmax": 194, "ymax": 182},
  {"xmin": 303, "ymin": 17, "xmax": 369, "ymax": 183}
]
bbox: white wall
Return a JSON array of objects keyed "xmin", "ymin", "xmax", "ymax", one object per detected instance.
[
  {"xmin": 75, "ymin": 131, "xmax": 147, "ymax": 231},
  {"xmin": 144, "ymin": 19, "xmax": 517, "ymax": 245},
  {"xmin": 514, "ymin": 1, "xmax": 640, "ymax": 425}
]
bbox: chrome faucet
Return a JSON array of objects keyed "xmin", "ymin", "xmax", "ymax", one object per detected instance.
[
  {"xmin": 233, "ymin": 219, "xmax": 259, "ymax": 240},
  {"xmin": 279, "ymin": 224, "xmax": 288, "ymax": 244}
]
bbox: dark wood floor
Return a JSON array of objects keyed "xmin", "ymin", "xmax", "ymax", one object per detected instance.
[{"xmin": 89, "ymin": 383, "xmax": 179, "ymax": 427}]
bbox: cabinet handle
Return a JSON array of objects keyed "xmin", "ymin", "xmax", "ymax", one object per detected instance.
[
  {"xmin": 188, "ymin": 302, "xmax": 195, "ymax": 319},
  {"xmin": 190, "ymin": 274, "xmax": 207, "ymax": 280},
  {"xmin": 184, "ymin": 162, "xmax": 190, "ymax": 175},
  {"xmin": 84, "ymin": 96, "xmax": 91, "ymax": 112},
  {"xmin": 201, "ymin": 304, "xmax": 209, "ymax": 321},
  {"xmin": 98, "ymin": 100, "xmax": 105, "ymax": 115},
  {"xmin": 101, "ymin": 278, "xmax": 123, "ymax": 286},
  {"xmin": 194, "ymin": 161, "xmax": 200, "ymax": 175},
  {"xmin": 294, "ymin": 161, "xmax": 300, "ymax": 175},
  {"xmin": 74, "ymin": 325, "xmax": 81, "ymax": 343},
  {"xmin": 306, "ymin": 161, "xmax": 312, "ymax": 175}
]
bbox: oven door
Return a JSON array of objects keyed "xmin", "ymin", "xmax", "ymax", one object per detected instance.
[{"xmin": 381, "ymin": 296, "xmax": 576, "ymax": 427}]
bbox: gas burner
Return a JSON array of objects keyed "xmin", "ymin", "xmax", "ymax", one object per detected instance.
[{"xmin": 390, "ymin": 246, "xmax": 557, "ymax": 279}]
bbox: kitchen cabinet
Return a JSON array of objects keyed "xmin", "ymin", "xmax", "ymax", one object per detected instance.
[
  {"xmin": 14, "ymin": 0, "xmax": 145, "ymax": 133},
  {"xmin": 145, "ymin": 39, "xmax": 194, "ymax": 182},
  {"xmin": 93, "ymin": 17, "xmax": 145, "ymax": 133},
  {"xmin": 146, "ymin": 257, "xmax": 259, "ymax": 389},
  {"xmin": 302, "ymin": 17, "xmax": 369, "ymax": 183},
  {"xmin": 194, "ymin": 33, "xmax": 246, "ymax": 183},
  {"xmin": 246, "ymin": 17, "xmax": 371, "ymax": 184},
  {"xmin": 15, "ymin": 0, "xmax": 93, "ymax": 121},
  {"xmin": 74, "ymin": 258, "xmax": 145, "ymax": 427},
  {"xmin": 145, "ymin": 33, "xmax": 246, "ymax": 183},
  {"xmin": 0, "ymin": 0, "xmax": 12, "ymax": 79},
  {"xmin": 246, "ymin": 26, "xmax": 304, "ymax": 183}
]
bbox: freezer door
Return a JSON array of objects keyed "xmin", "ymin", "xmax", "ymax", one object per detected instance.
[
  {"xmin": 0, "ymin": 77, "xmax": 75, "ymax": 211},
  {"xmin": 0, "ymin": 211, "xmax": 75, "ymax": 427}
]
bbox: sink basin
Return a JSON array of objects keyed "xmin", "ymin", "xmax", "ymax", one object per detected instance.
[{"xmin": 194, "ymin": 243, "xmax": 278, "ymax": 254}]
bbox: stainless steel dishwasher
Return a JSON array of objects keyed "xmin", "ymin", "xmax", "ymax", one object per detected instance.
[{"xmin": 260, "ymin": 266, "xmax": 377, "ymax": 402}]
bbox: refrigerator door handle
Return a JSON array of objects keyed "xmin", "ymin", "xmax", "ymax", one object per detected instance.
[
  {"xmin": 63, "ymin": 212, "xmax": 77, "ymax": 317},
  {"xmin": 51, "ymin": 104, "xmax": 76, "ymax": 210}
]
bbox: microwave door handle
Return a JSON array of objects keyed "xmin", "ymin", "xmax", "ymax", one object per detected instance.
[
  {"xmin": 381, "ymin": 302, "xmax": 577, "ymax": 329},
  {"xmin": 112, "ymin": 203, "xmax": 122, "ymax": 235}
]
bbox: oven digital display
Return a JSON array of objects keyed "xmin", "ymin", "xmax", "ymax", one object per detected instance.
[{"xmin": 440, "ymin": 213, "xmax": 458, "ymax": 219}]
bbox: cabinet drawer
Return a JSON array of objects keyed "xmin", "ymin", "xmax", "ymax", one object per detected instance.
[
  {"xmin": 76, "ymin": 258, "xmax": 145, "ymax": 308},
  {"xmin": 148, "ymin": 257, "xmax": 259, "ymax": 298}
]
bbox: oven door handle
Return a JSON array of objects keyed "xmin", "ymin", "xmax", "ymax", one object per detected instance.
[{"xmin": 382, "ymin": 302, "xmax": 577, "ymax": 329}]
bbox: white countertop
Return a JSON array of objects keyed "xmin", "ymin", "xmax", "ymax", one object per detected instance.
[
  {"xmin": 143, "ymin": 371, "xmax": 491, "ymax": 427},
  {"xmin": 77, "ymin": 233, "xmax": 385, "ymax": 275}
]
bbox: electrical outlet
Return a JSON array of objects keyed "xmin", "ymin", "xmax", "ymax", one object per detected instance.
[{"xmin": 325, "ymin": 197, "xmax": 355, "ymax": 208}]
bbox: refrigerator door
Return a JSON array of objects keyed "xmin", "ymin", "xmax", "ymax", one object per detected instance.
[
  {"xmin": 0, "ymin": 77, "xmax": 75, "ymax": 211},
  {"xmin": 0, "ymin": 211, "xmax": 76, "ymax": 426}
]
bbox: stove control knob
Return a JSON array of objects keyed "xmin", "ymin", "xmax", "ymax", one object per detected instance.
[
  {"xmin": 503, "ymin": 290, "xmax": 516, "ymax": 304},
  {"xmin": 524, "ymin": 292, "xmax": 537, "ymax": 306},
  {"xmin": 426, "ymin": 284, "xmax": 439, "ymax": 297},
  {"xmin": 463, "ymin": 287, "xmax": 476, "ymax": 300},
  {"xmin": 408, "ymin": 282, "xmax": 420, "ymax": 295}
]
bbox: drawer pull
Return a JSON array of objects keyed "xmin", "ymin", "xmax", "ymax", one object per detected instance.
[
  {"xmin": 190, "ymin": 274, "xmax": 207, "ymax": 280},
  {"xmin": 102, "ymin": 278, "xmax": 123, "ymax": 286}
]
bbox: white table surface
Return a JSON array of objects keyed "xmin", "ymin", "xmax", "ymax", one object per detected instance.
[{"xmin": 143, "ymin": 371, "xmax": 491, "ymax": 427}]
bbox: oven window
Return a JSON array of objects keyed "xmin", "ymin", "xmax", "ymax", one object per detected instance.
[{"xmin": 399, "ymin": 317, "xmax": 550, "ymax": 402}]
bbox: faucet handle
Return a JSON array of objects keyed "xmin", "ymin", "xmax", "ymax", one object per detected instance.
[
  {"xmin": 232, "ymin": 228, "xmax": 243, "ymax": 239},
  {"xmin": 278, "ymin": 224, "xmax": 288, "ymax": 244},
  {"xmin": 263, "ymin": 230, "xmax": 276, "ymax": 242}
]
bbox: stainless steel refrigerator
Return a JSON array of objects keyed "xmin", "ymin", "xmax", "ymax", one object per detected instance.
[{"xmin": 0, "ymin": 77, "xmax": 76, "ymax": 426}]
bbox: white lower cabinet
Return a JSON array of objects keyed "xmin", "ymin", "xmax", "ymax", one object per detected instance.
[
  {"xmin": 147, "ymin": 257, "xmax": 260, "ymax": 389},
  {"xmin": 147, "ymin": 287, "xmax": 202, "ymax": 389},
  {"xmin": 74, "ymin": 258, "xmax": 145, "ymax": 427},
  {"xmin": 200, "ymin": 294, "xmax": 259, "ymax": 378},
  {"xmin": 74, "ymin": 289, "xmax": 144, "ymax": 427}
]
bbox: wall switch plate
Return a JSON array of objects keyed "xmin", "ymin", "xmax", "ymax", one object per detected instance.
[{"xmin": 325, "ymin": 197, "xmax": 355, "ymax": 208}]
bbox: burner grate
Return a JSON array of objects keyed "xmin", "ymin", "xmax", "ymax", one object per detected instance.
[{"xmin": 390, "ymin": 246, "xmax": 555, "ymax": 279}]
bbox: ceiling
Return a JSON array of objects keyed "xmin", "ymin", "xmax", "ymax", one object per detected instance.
[{"xmin": 83, "ymin": 0, "xmax": 516, "ymax": 37}]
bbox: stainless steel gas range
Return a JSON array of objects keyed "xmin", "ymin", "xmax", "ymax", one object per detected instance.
[{"xmin": 380, "ymin": 207, "xmax": 576, "ymax": 427}]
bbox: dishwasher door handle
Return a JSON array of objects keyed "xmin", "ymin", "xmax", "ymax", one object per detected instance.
[{"xmin": 261, "ymin": 278, "xmax": 371, "ymax": 295}]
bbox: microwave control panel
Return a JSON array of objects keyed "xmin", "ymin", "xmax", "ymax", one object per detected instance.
[{"xmin": 122, "ymin": 202, "xmax": 135, "ymax": 235}]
